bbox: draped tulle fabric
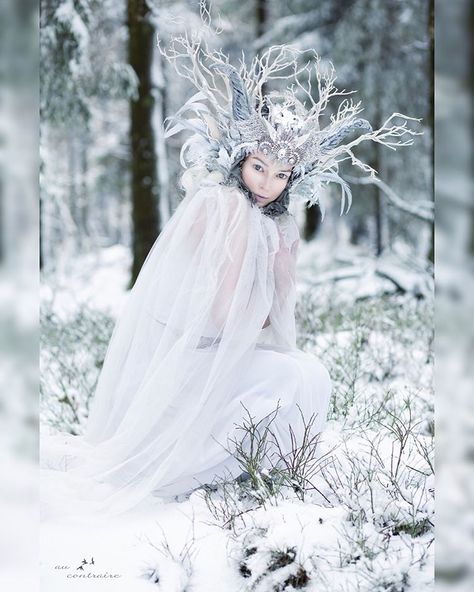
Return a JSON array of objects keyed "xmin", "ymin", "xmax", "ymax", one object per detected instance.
[{"xmin": 41, "ymin": 169, "xmax": 331, "ymax": 517}]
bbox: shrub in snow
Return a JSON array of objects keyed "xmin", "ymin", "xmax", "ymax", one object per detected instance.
[
  {"xmin": 229, "ymin": 503, "xmax": 347, "ymax": 592},
  {"xmin": 297, "ymin": 292, "xmax": 433, "ymax": 427},
  {"xmin": 337, "ymin": 525, "xmax": 433, "ymax": 592},
  {"xmin": 141, "ymin": 524, "xmax": 196, "ymax": 591},
  {"xmin": 236, "ymin": 526, "xmax": 311, "ymax": 590},
  {"xmin": 40, "ymin": 301, "xmax": 114, "ymax": 434},
  {"xmin": 268, "ymin": 407, "xmax": 335, "ymax": 503},
  {"xmin": 321, "ymin": 408, "xmax": 434, "ymax": 540},
  {"xmin": 141, "ymin": 558, "xmax": 192, "ymax": 591},
  {"xmin": 203, "ymin": 475, "xmax": 266, "ymax": 531},
  {"xmin": 227, "ymin": 405, "xmax": 285, "ymax": 503},
  {"xmin": 203, "ymin": 403, "xmax": 332, "ymax": 530}
]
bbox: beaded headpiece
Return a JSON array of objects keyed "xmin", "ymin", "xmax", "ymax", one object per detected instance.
[{"xmin": 159, "ymin": 35, "xmax": 420, "ymax": 218}]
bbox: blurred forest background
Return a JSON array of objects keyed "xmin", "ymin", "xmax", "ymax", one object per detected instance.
[
  {"xmin": 4, "ymin": 0, "xmax": 474, "ymax": 590},
  {"xmin": 38, "ymin": 5, "xmax": 438, "ymax": 589},
  {"xmin": 40, "ymin": 0, "xmax": 434, "ymax": 286}
]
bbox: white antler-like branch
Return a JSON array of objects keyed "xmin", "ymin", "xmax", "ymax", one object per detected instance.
[{"xmin": 157, "ymin": 32, "xmax": 231, "ymax": 117}]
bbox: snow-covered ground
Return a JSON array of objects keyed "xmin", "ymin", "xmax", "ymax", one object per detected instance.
[{"xmin": 40, "ymin": 240, "xmax": 434, "ymax": 591}]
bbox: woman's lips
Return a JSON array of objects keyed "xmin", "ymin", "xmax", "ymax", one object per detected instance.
[{"xmin": 255, "ymin": 194, "xmax": 270, "ymax": 200}]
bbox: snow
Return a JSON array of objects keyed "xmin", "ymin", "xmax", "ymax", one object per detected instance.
[
  {"xmin": 41, "ymin": 244, "xmax": 131, "ymax": 320},
  {"xmin": 55, "ymin": 0, "xmax": 90, "ymax": 56},
  {"xmin": 40, "ymin": 235, "xmax": 434, "ymax": 590}
]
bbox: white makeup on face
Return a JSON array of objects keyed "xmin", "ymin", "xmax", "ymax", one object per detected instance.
[{"xmin": 240, "ymin": 152, "xmax": 292, "ymax": 207}]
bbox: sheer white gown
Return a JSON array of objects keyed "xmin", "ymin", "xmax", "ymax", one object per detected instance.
[{"xmin": 41, "ymin": 167, "xmax": 331, "ymax": 516}]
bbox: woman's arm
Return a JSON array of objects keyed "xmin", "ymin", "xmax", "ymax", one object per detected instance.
[
  {"xmin": 206, "ymin": 191, "xmax": 251, "ymax": 331},
  {"xmin": 263, "ymin": 229, "xmax": 299, "ymax": 332},
  {"xmin": 274, "ymin": 234, "xmax": 299, "ymax": 300}
]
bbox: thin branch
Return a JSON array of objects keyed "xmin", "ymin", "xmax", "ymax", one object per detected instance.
[{"xmin": 344, "ymin": 175, "xmax": 434, "ymax": 222}]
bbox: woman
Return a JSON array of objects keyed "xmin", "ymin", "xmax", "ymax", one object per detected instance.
[
  {"xmin": 42, "ymin": 42, "xmax": 417, "ymax": 517},
  {"xmin": 73, "ymin": 149, "xmax": 331, "ymax": 514}
]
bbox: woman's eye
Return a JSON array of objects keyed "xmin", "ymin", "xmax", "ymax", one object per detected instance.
[
  {"xmin": 253, "ymin": 164, "xmax": 263, "ymax": 172},
  {"xmin": 278, "ymin": 173, "xmax": 288, "ymax": 180}
]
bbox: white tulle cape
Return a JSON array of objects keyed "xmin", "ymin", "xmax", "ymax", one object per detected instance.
[{"xmin": 41, "ymin": 168, "xmax": 331, "ymax": 517}]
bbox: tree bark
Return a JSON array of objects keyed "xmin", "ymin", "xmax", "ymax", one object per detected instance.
[
  {"xmin": 67, "ymin": 128, "xmax": 80, "ymax": 250},
  {"xmin": 80, "ymin": 129, "xmax": 89, "ymax": 245},
  {"xmin": 469, "ymin": 0, "xmax": 474, "ymax": 256},
  {"xmin": 255, "ymin": 0, "xmax": 269, "ymax": 97},
  {"xmin": 0, "ymin": 179, "xmax": 4, "ymax": 263},
  {"xmin": 427, "ymin": 0, "xmax": 434, "ymax": 263},
  {"xmin": 303, "ymin": 205, "xmax": 321, "ymax": 241},
  {"xmin": 373, "ymin": 146, "xmax": 383, "ymax": 257},
  {"xmin": 127, "ymin": 0, "xmax": 160, "ymax": 287},
  {"xmin": 256, "ymin": 0, "xmax": 268, "ymax": 38}
]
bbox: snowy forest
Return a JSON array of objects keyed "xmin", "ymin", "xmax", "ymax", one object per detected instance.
[
  {"xmin": 40, "ymin": 0, "xmax": 434, "ymax": 280},
  {"xmin": 39, "ymin": 1, "xmax": 435, "ymax": 591}
]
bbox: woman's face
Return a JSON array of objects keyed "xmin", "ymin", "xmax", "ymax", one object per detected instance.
[{"xmin": 240, "ymin": 152, "xmax": 293, "ymax": 207}]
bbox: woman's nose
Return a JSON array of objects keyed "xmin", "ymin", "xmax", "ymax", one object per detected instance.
[{"xmin": 259, "ymin": 173, "xmax": 270, "ymax": 191}]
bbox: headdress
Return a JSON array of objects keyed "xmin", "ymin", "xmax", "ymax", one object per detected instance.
[{"xmin": 159, "ymin": 35, "xmax": 421, "ymax": 218}]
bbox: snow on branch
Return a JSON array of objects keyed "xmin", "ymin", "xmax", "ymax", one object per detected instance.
[{"xmin": 345, "ymin": 175, "xmax": 434, "ymax": 223}]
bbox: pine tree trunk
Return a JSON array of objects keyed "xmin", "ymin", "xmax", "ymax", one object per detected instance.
[
  {"xmin": 427, "ymin": 0, "xmax": 435, "ymax": 263},
  {"xmin": 127, "ymin": 0, "xmax": 160, "ymax": 287},
  {"xmin": 256, "ymin": 0, "xmax": 268, "ymax": 37},
  {"xmin": 255, "ymin": 0, "xmax": 269, "ymax": 97},
  {"xmin": 373, "ymin": 145, "xmax": 383, "ymax": 257},
  {"xmin": 469, "ymin": 0, "xmax": 474, "ymax": 256},
  {"xmin": 80, "ymin": 130, "xmax": 89, "ymax": 245},
  {"xmin": 303, "ymin": 206, "xmax": 321, "ymax": 241},
  {"xmin": 39, "ymin": 181, "xmax": 44, "ymax": 270},
  {"xmin": 0, "ymin": 180, "xmax": 4, "ymax": 263},
  {"xmin": 155, "ymin": 49, "xmax": 171, "ymax": 223},
  {"xmin": 67, "ymin": 129, "xmax": 80, "ymax": 250}
]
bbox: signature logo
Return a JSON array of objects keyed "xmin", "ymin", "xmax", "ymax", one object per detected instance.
[{"xmin": 53, "ymin": 556, "xmax": 122, "ymax": 580}]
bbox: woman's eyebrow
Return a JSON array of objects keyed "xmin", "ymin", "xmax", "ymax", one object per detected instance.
[{"xmin": 252, "ymin": 156, "xmax": 291, "ymax": 172}]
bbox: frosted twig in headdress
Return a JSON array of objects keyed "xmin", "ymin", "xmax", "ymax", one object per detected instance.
[{"xmin": 158, "ymin": 33, "xmax": 422, "ymax": 217}]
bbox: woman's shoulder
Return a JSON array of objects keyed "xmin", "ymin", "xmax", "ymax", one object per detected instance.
[{"xmin": 181, "ymin": 166, "xmax": 254, "ymax": 225}]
